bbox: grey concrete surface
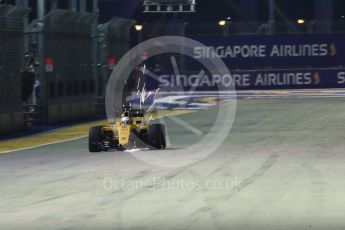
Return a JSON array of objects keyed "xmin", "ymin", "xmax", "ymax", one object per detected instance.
[{"xmin": 1, "ymin": 98, "xmax": 345, "ymax": 230}]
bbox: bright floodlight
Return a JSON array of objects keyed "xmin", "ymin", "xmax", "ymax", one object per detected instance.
[
  {"xmin": 135, "ymin": 24, "xmax": 143, "ymax": 31},
  {"xmin": 218, "ymin": 20, "xmax": 226, "ymax": 26},
  {"xmin": 297, "ymin": 19, "xmax": 305, "ymax": 24}
]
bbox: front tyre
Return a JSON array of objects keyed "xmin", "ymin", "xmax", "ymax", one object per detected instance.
[{"xmin": 89, "ymin": 126, "xmax": 102, "ymax": 152}]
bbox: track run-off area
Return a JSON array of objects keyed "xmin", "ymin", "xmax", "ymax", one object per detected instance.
[{"xmin": 1, "ymin": 89, "xmax": 345, "ymax": 229}]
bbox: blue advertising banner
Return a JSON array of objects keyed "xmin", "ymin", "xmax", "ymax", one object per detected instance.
[
  {"xmin": 147, "ymin": 68, "xmax": 345, "ymax": 90},
  {"xmin": 226, "ymin": 68, "xmax": 345, "ymax": 90},
  {"xmin": 190, "ymin": 34, "xmax": 345, "ymax": 69}
]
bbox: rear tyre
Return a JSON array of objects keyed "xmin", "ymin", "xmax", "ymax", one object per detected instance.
[
  {"xmin": 147, "ymin": 124, "xmax": 166, "ymax": 150},
  {"xmin": 160, "ymin": 124, "xmax": 166, "ymax": 149},
  {"xmin": 89, "ymin": 126, "xmax": 102, "ymax": 152}
]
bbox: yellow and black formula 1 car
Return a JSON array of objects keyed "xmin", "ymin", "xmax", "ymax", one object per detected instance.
[{"xmin": 88, "ymin": 107, "xmax": 166, "ymax": 152}]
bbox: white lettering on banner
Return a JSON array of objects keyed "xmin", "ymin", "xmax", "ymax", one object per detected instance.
[
  {"xmin": 194, "ymin": 45, "xmax": 266, "ymax": 59},
  {"xmin": 158, "ymin": 72, "xmax": 314, "ymax": 88},
  {"xmin": 223, "ymin": 75, "xmax": 232, "ymax": 87},
  {"xmin": 159, "ymin": 75, "xmax": 170, "ymax": 87},
  {"xmin": 255, "ymin": 72, "xmax": 312, "ymax": 86},
  {"xmin": 194, "ymin": 43, "xmax": 331, "ymax": 59},
  {"xmin": 337, "ymin": 72, "xmax": 345, "ymax": 84},
  {"xmin": 189, "ymin": 75, "xmax": 199, "ymax": 87},
  {"xmin": 270, "ymin": 44, "xmax": 329, "ymax": 57}
]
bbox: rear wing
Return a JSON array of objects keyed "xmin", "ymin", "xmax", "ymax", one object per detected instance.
[{"xmin": 122, "ymin": 106, "xmax": 145, "ymax": 118}]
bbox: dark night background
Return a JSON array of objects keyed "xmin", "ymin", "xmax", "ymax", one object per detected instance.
[
  {"xmin": 97, "ymin": 0, "xmax": 345, "ymax": 23},
  {"xmin": 1, "ymin": 0, "xmax": 345, "ymax": 24}
]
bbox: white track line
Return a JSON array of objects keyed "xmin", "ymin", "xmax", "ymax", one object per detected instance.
[{"xmin": 0, "ymin": 135, "xmax": 87, "ymax": 155}]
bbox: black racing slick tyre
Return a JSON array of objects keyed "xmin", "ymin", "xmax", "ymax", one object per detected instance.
[
  {"xmin": 159, "ymin": 124, "xmax": 166, "ymax": 149},
  {"xmin": 89, "ymin": 126, "xmax": 102, "ymax": 152},
  {"xmin": 147, "ymin": 124, "xmax": 166, "ymax": 150}
]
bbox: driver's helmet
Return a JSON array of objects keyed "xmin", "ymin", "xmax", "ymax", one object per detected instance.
[{"xmin": 121, "ymin": 116, "xmax": 131, "ymax": 125}]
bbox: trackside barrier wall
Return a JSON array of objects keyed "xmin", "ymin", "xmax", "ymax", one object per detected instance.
[
  {"xmin": 142, "ymin": 33, "xmax": 345, "ymax": 90},
  {"xmin": 227, "ymin": 68, "xmax": 345, "ymax": 90},
  {"xmin": 31, "ymin": 9, "xmax": 97, "ymax": 124},
  {"xmin": 0, "ymin": 5, "xmax": 27, "ymax": 134},
  {"xmin": 147, "ymin": 68, "xmax": 345, "ymax": 91},
  {"xmin": 190, "ymin": 34, "xmax": 345, "ymax": 69}
]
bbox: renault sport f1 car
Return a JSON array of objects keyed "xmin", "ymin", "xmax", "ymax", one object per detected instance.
[{"xmin": 88, "ymin": 106, "xmax": 166, "ymax": 152}]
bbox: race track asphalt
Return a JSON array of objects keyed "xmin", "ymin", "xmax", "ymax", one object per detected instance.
[{"xmin": 1, "ymin": 97, "xmax": 345, "ymax": 230}]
